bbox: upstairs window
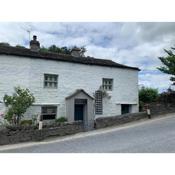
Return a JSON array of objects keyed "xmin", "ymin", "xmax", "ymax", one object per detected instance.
[
  {"xmin": 102, "ymin": 78, "xmax": 113, "ymax": 91},
  {"xmin": 41, "ymin": 106, "xmax": 57, "ymax": 120},
  {"xmin": 44, "ymin": 74, "xmax": 58, "ymax": 88}
]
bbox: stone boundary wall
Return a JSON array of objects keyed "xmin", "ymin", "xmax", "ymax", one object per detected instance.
[
  {"xmin": 0, "ymin": 121, "xmax": 84, "ymax": 145},
  {"xmin": 149, "ymin": 103, "xmax": 175, "ymax": 116},
  {"xmin": 95, "ymin": 112, "xmax": 147, "ymax": 129}
]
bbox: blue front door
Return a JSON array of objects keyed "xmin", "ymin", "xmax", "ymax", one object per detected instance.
[{"xmin": 74, "ymin": 104, "xmax": 84, "ymax": 121}]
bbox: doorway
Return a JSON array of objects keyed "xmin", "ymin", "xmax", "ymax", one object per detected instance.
[{"xmin": 74, "ymin": 104, "xmax": 84, "ymax": 121}]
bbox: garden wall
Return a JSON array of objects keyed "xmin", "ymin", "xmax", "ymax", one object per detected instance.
[
  {"xmin": 95, "ymin": 102, "xmax": 175, "ymax": 129},
  {"xmin": 149, "ymin": 103, "xmax": 175, "ymax": 116},
  {"xmin": 95, "ymin": 112, "xmax": 147, "ymax": 129},
  {"xmin": 0, "ymin": 121, "xmax": 84, "ymax": 145}
]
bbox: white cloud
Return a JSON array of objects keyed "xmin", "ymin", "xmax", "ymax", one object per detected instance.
[
  {"xmin": 85, "ymin": 45, "xmax": 118, "ymax": 59},
  {"xmin": 139, "ymin": 72, "xmax": 171, "ymax": 92}
]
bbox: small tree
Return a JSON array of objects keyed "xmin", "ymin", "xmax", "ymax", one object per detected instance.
[
  {"xmin": 139, "ymin": 87, "xmax": 159, "ymax": 110},
  {"xmin": 0, "ymin": 42, "xmax": 10, "ymax": 47},
  {"xmin": 158, "ymin": 48, "xmax": 175, "ymax": 84},
  {"xmin": 40, "ymin": 45, "xmax": 86, "ymax": 55},
  {"xmin": 40, "ymin": 45, "xmax": 72, "ymax": 55},
  {"xmin": 3, "ymin": 87, "xmax": 35, "ymax": 125},
  {"xmin": 16, "ymin": 45, "xmax": 26, "ymax": 49}
]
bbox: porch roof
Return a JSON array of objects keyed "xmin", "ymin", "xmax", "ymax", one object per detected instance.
[{"xmin": 66, "ymin": 89, "xmax": 94, "ymax": 100}]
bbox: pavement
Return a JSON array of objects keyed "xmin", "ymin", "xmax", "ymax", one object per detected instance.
[{"xmin": 0, "ymin": 113, "xmax": 175, "ymax": 153}]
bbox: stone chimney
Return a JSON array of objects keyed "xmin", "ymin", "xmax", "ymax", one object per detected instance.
[
  {"xmin": 30, "ymin": 35, "xmax": 40, "ymax": 52},
  {"xmin": 71, "ymin": 47, "xmax": 85, "ymax": 57}
]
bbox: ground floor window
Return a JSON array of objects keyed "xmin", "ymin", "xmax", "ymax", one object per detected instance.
[
  {"xmin": 41, "ymin": 106, "xmax": 57, "ymax": 120},
  {"xmin": 121, "ymin": 104, "xmax": 131, "ymax": 114}
]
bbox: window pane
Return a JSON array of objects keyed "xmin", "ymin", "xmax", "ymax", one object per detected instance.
[
  {"xmin": 42, "ymin": 108, "xmax": 47, "ymax": 114},
  {"xmin": 54, "ymin": 76, "xmax": 57, "ymax": 81},
  {"xmin": 44, "ymin": 82, "xmax": 48, "ymax": 87},
  {"xmin": 45, "ymin": 76, "xmax": 48, "ymax": 81},
  {"xmin": 51, "ymin": 77, "xmax": 54, "ymax": 81},
  {"xmin": 54, "ymin": 82, "xmax": 57, "ymax": 88}
]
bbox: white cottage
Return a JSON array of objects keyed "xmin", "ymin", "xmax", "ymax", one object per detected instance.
[{"xmin": 0, "ymin": 36, "xmax": 139, "ymax": 127}]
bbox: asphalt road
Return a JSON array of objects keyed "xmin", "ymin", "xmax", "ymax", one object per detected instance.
[{"xmin": 1, "ymin": 113, "xmax": 175, "ymax": 153}]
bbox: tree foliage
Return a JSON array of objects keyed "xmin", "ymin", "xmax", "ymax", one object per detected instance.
[
  {"xmin": 40, "ymin": 45, "xmax": 72, "ymax": 55},
  {"xmin": 40, "ymin": 45, "xmax": 86, "ymax": 55},
  {"xmin": 16, "ymin": 45, "xmax": 26, "ymax": 49},
  {"xmin": 139, "ymin": 87, "xmax": 159, "ymax": 104},
  {"xmin": 0, "ymin": 42, "xmax": 10, "ymax": 47},
  {"xmin": 3, "ymin": 87, "xmax": 35, "ymax": 124},
  {"xmin": 158, "ymin": 48, "xmax": 175, "ymax": 84}
]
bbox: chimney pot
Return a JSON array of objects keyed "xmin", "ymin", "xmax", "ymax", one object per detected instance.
[{"xmin": 33, "ymin": 35, "xmax": 37, "ymax": 40}]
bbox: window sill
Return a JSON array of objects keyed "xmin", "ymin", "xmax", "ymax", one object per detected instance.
[{"xmin": 43, "ymin": 87, "xmax": 58, "ymax": 89}]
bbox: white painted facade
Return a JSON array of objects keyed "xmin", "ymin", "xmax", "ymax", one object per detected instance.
[{"xmin": 0, "ymin": 55, "xmax": 139, "ymax": 121}]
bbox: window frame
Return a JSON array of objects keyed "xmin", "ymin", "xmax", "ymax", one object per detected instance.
[
  {"xmin": 102, "ymin": 78, "xmax": 113, "ymax": 91},
  {"xmin": 44, "ymin": 74, "xmax": 58, "ymax": 89},
  {"xmin": 41, "ymin": 106, "xmax": 57, "ymax": 120}
]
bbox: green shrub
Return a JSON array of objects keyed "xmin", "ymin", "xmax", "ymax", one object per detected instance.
[
  {"xmin": 139, "ymin": 86, "xmax": 159, "ymax": 104},
  {"xmin": 20, "ymin": 120, "xmax": 33, "ymax": 126},
  {"xmin": 55, "ymin": 117, "xmax": 67, "ymax": 123},
  {"xmin": 0, "ymin": 42, "xmax": 10, "ymax": 47},
  {"xmin": 139, "ymin": 101, "xmax": 145, "ymax": 112},
  {"xmin": 3, "ymin": 87, "xmax": 35, "ymax": 125},
  {"xmin": 16, "ymin": 45, "xmax": 26, "ymax": 49}
]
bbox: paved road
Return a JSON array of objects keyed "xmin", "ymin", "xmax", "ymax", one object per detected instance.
[{"xmin": 1, "ymin": 114, "xmax": 175, "ymax": 153}]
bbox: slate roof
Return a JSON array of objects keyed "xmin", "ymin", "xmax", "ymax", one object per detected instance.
[
  {"xmin": 0, "ymin": 45, "xmax": 140, "ymax": 71},
  {"xmin": 66, "ymin": 89, "xmax": 94, "ymax": 100}
]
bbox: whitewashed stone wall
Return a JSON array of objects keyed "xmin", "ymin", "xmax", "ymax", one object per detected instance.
[{"xmin": 0, "ymin": 55, "xmax": 139, "ymax": 120}]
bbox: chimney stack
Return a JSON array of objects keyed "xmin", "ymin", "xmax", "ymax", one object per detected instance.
[
  {"xmin": 71, "ymin": 47, "xmax": 85, "ymax": 57},
  {"xmin": 30, "ymin": 35, "xmax": 40, "ymax": 52}
]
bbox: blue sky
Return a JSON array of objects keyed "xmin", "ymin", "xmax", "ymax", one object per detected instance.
[{"xmin": 0, "ymin": 22, "xmax": 174, "ymax": 92}]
